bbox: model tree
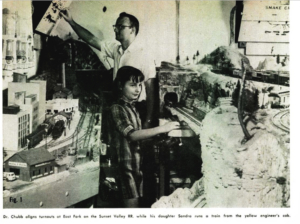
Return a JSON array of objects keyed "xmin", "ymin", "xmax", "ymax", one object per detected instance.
[
  {"xmin": 261, "ymin": 86, "xmax": 274, "ymax": 109},
  {"xmin": 232, "ymin": 80, "xmax": 241, "ymax": 107},
  {"xmin": 238, "ymin": 60, "xmax": 251, "ymax": 140},
  {"xmin": 229, "ymin": 6, "xmax": 236, "ymax": 47},
  {"xmin": 176, "ymin": 55, "xmax": 180, "ymax": 64},
  {"xmin": 243, "ymin": 88, "xmax": 259, "ymax": 114},
  {"xmin": 253, "ymin": 89, "xmax": 260, "ymax": 112},
  {"xmin": 3, "ymin": 147, "xmax": 7, "ymax": 158},
  {"xmin": 196, "ymin": 50, "xmax": 200, "ymax": 63},
  {"xmin": 210, "ymin": 83, "xmax": 222, "ymax": 106}
]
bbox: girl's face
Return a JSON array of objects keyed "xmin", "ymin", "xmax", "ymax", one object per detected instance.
[{"xmin": 122, "ymin": 78, "xmax": 142, "ymax": 101}]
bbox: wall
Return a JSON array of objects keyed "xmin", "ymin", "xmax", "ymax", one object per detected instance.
[
  {"xmin": 20, "ymin": 103, "xmax": 34, "ymax": 133},
  {"xmin": 52, "ymin": 1, "xmax": 235, "ymax": 66},
  {"xmin": 179, "ymin": 1, "xmax": 236, "ymax": 64},
  {"xmin": 3, "ymin": 114, "xmax": 19, "ymax": 151},
  {"xmin": 30, "ymin": 81, "xmax": 47, "ymax": 125},
  {"xmin": 31, "ymin": 161, "xmax": 55, "ymax": 181}
]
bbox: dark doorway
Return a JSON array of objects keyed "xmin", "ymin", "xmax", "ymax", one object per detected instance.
[{"xmin": 10, "ymin": 168, "xmax": 20, "ymax": 176}]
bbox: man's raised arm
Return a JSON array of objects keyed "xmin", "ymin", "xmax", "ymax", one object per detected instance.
[{"xmin": 60, "ymin": 9, "xmax": 101, "ymax": 51}]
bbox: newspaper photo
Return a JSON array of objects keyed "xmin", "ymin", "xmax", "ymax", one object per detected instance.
[{"xmin": 1, "ymin": 0, "xmax": 299, "ymax": 222}]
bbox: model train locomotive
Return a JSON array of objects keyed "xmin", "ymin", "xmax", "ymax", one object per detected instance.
[
  {"xmin": 26, "ymin": 111, "xmax": 72, "ymax": 149},
  {"xmin": 52, "ymin": 120, "xmax": 65, "ymax": 140}
]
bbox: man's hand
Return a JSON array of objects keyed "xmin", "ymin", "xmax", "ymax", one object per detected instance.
[
  {"xmin": 59, "ymin": 8, "xmax": 74, "ymax": 25},
  {"xmin": 58, "ymin": 8, "xmax": 101, "ymax": 50}
]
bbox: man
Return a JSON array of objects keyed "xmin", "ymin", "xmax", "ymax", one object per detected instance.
[{"xmin": 60, "ymin": 9, "xmax": 156, "ymax": 128}]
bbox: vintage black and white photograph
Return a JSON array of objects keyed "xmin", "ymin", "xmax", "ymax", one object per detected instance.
[{"xmin": 1, "ymin": 0, "xmax": 294, "ymax": 212}]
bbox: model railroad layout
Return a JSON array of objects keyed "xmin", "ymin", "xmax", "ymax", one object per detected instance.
[{"xmin": 271, "ymin": 109, "xmax": 290, "ymax": 133}]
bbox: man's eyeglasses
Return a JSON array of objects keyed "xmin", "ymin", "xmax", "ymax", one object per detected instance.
[{"xmin": 113, "ymin": 25, "xmax": 132, "ymax": 30}]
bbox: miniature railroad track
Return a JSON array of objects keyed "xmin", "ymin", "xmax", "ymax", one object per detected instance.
[
  {"xmin": 34, "ymin": 111, "xmax": 87, "ymax": 150},
  {"xmin": 280, "ymin": 111, "xmax": 290, "ymax": 131},
  {"xmin": 80, "ymin": 112, "xmax": 96, "ymax": 154},
  {"xmin": 271, "ymin": 109, "xmax": 290, "ymax": 133},
  {"xmin": 48, "ymin": 111, "xmax": 87, "ymax": 148},
  {"xmin": 173, "ymin": 107, "xmax": 203, "ymax": 126},
  {"xmin": 49, "ymin": 104, "xmax": 99, "ymax": 154}
]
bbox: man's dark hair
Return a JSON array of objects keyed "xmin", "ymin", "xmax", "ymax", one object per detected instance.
[
  {"xmin": 119, "ymin": 12, "xmax": 139, "ymax": 35},
  {"xmin": 112, "ymin": 66, "xmax": 144, "ymax": 100}
]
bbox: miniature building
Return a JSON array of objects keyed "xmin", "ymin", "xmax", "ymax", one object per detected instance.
[
  {"xmin": 13, "ymin": 72, "xmax": 27, "ymax": 83},
  {"xmin": 3, "ymin": 105, "xmax": 30, "ymax": 151},
  {"xmin": 268, "ymin": 91, "xmax": 290, "ymax": 108},
  {"xmin": 8, "ymin": 80, "xmax": 46, "ymax": 126},
  {"xmin": 9, "ymin": 90, "xmax": 39, "ymax": 133},
  {"xmin": 7, "ymin": 82, "xmax": 40, "ymax": 133},
  {"xmin": 24, "ymin": 94, "xmax": 39, "ymax": 132},
  {"xmin": 3, "ymin": 104, "xmax": 20, "ymax": 114},
  {"xmin": 12, "ymin": 91, "xmax": 26, "ymax": 106},
  {"xmin": 46, "ymin": 98, "xmax": 79, "ymax": 115},
  {"xmin": 53, "ymin": 84, "xmax": 73, "ymax": 99},
  {"xmin": 3, "ymin": 148, "xmax": 56, "ymax": 182},
  {"xmin": 216, "ymin": 97, "xmax": 232, "ymax": 107},
  {"xmin": 279, "ymin": 91, "xmax": 290, "ymax": 107}
]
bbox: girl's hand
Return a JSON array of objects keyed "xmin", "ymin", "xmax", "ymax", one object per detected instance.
[{"xmin": 160, "ymin": 121, "xmax": 180, "ymax": 133}]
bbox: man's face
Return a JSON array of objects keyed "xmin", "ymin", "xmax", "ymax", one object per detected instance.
[
  {"xmin": 122, "ymin": 78, "xmax": 142, "ymax": 101},
  {"xmin": 114, "ymin": 17, "xmax": 133, "ymax": 42}
]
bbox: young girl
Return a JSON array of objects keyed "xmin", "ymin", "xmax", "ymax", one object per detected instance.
[{"xmin": 109, "ymin": 66, "xmax": 179, "ymax": 208}]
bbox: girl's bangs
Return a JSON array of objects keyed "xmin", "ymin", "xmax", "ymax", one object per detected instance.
[{"xmin": 130, "ymin": 74, "xmax": 144, "ymax": 83}]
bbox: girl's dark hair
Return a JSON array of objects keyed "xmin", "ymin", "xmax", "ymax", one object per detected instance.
[{"xmin": 112, "ymin": 66, "xmax": 145, "ymax": 100}]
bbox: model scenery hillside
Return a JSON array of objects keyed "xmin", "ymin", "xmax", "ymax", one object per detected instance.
[
  {"xmin": 200, "ymin": 46, "xmax": 253, "ymax": 72},
  {"xmin": 256, "ymin": 56, "xmax": 289, "ymax": 72}
]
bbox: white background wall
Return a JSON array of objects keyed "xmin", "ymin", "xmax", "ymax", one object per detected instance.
[
  {"xmin": 3, "ymin": 114, "xmax": 20, "ymax": 151},
  {"xmin": 179, "ymin": 1, "xmax": 236, "ymax": 64}
]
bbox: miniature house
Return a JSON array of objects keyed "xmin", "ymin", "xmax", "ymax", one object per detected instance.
[
  {"xmin": 268, "ymin": 91, "xmax": 290, "ymax": 108},
  {"xmin": 53, "ymin": 84, "xmax": 73, "ymax": 99},
  {"xmin": 4, "ymin": 148, "xmax": 56, "ymax": 182}
]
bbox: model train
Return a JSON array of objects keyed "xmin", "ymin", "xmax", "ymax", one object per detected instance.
[
  {"xmin": 211, "ymin": 68, "xmax": 289, "ymax": 86},
  {"xmin": 26, "ymin": 125, "xmax": 47, "ymax": 149},
  {"xmin": 52, "ymin": 120, "xmax": 65, "ymax": 140},
  {"xmin": 26, "ymin": 111, "xmax": 71, "ymax": 149}
]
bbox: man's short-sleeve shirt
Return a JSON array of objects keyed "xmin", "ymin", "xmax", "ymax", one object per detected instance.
[{"xmin": 99, "ymin": 38, "xmax": 156, "ymax": 101}]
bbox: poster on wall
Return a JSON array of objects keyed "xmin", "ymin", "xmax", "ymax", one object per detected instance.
[
  {"xmin": 1, "ymin": 0, "xmax": 298, "ymax": 222},
  {"xmin": 35, "ymin": 0, "xmax": 72, "ymax": 35},
  {"xmin": 239, "ymin": 0, "xmax": 289, "ymax": 56}
]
